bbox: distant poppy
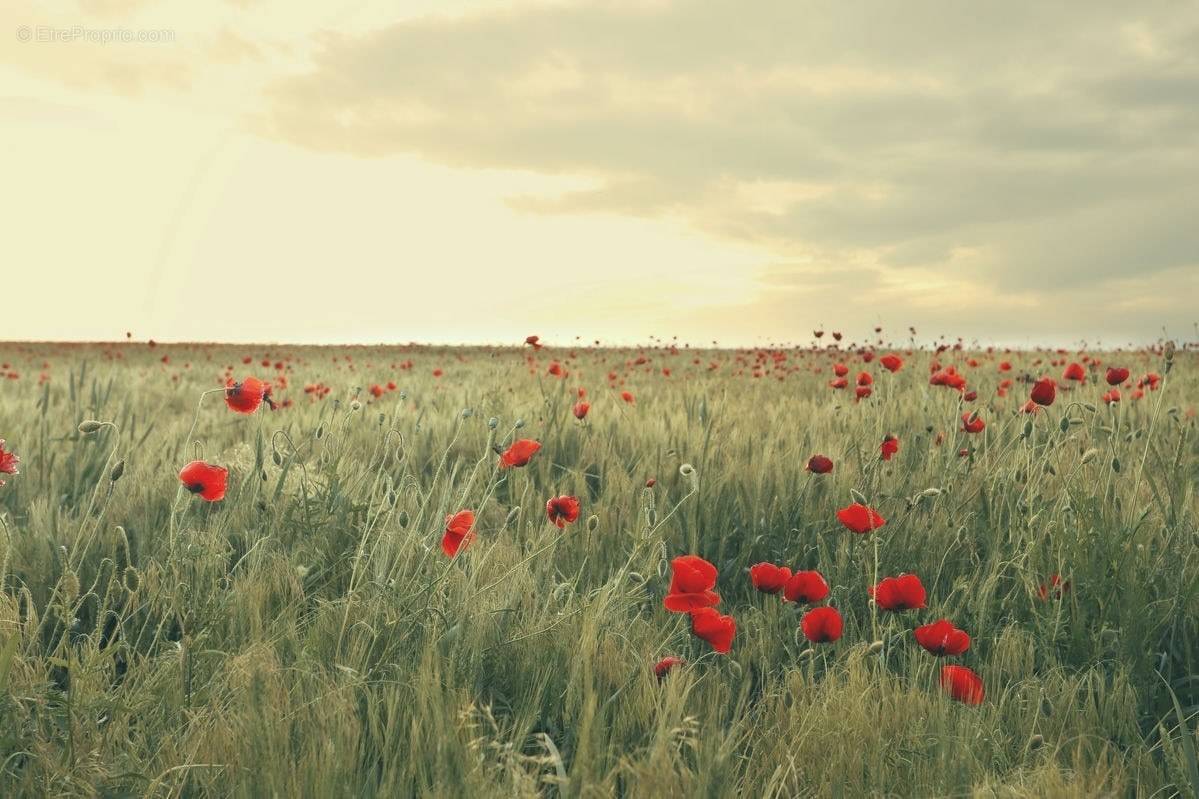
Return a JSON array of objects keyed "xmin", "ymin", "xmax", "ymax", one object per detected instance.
[
  {"xmin": 829, "ymin": 377, "xmax": 849, "ymax": 390},
  {"xmin": 880, "ymin": 435, "xmax": 899, "ymax": 460},
  {"xmin": 621, "ymin": 391, "xmax": 635, "ymax": 404},
  {"xmin": 663, "ymin": 555, "xmax": 721, "ymax": 612},
  {"xmin": 225, "ymin": 376, "xmax": 272, "ymax": 414},
  {"xmin": 545, "ymin": 495, "xmax": 581, "ymax": 528},
  {"xmin": 645, "ymin": 477, "xmax": 656, "ymax": 487},
  {"xmin": 547, "ymin": 362, "xmax": 564, "ymax": 377},
  {"xmin": 939, "ymin": 665, "xmax": 984, "ymax": 705},
  {"xmin": 1030, "ymin": 378, "xmax": 1056, "ymax": 406},
  {"xmin": 869, "ymin": 574, "xmax": 927, "ymax": 611},
  {"xmin": 806, "ymin": 455, "xmax": 834, "ymax": 474},
  {"xmin": 783, "ymin": 570, "xmax": 830, "ymax": 604},
  {"xmin": 800, "ymin": 606, "xmax": 843, "ymax": 643},
  {"xmin": 1105, "ymin": 367, "xmax": 1129, "ymax": 386},
  {"xmin": 1020, "ymin": 399, "xmax": 1040, "ymax": 414},
  {"xmin": 837, "ymin": 503, "xmax": 885, "ymax": 534},
  {"xmin": 1038, "ymin": 574, "xmax": 1071, "ymax": 600},
  {"xmin": 960, "ymin": 412, "xmax": 985, "ymax": 433},
  {"xmin": 525, "ymin": 335, "xmax": 542, "ymax": 349},
  {"xmin": 442, "ymin": 509, "xmax": 475, "ymax": 557},
  {"xmin": 178, "ymin": 461, "xmax": 228, "ymax": 502},
  {"xmin": 573, "ymin": 401, "xmax": 590, "ymax": 420},
  {"xmin": 880, "ymin": 354, "xmax": 903, "ymax": 373},
  {"xmin": 833, "ymin": 363, "xmax": 849, "ymax": 377},
  {"xmin": 855, "ymin": 386, "xmax": 873, "ymax": 400},
  {"xmin": 500, "ymin": 439, "xmax": 541, "ymax": 468},
  {"xmin": 749, "ymin": 563, "xmax": 791, "ymax": 594},
  {"xmin": 1062, "ymin": 362, "xmax": 1086, "ymax": 382},
  {"xmin": 688, "ymin": 607, "xmax": 735, "ymax": 653},
  {"xmin": 653, "ymin": 656, "xmax": 683, "ymax": 678},
  {"xmin": 0, "ymin": 439, "xmax": 20, "ymax": 486},
  {"xmin": 856, "ymin": 371, "xmax": 873, "ymax": 387},
  {"xmin": 1102, "ymin": 389, "xmax": 1120, "ymax": 404},
  {"xmin": 914, "ymin": 619, "xmax": 971, "ymax": 656}
]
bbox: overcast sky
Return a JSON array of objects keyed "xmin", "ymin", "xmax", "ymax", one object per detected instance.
[{"xmin": 3, "ymin": 0, "xmax": 1197, "ymax": 347}]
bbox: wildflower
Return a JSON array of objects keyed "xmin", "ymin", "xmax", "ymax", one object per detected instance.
[
  {"xmin": 783, "ymin": 570, "xmax": 830, "ymax": 604},
  {"xmin": 880, "ymin": 354, "xmax": 903, "ymax": 373},
  {"xmin": 500, "ymin": 439, "xmax": 541, "ymax": 468},
  {"xmin": 869, "ymin": 574, "xmax": 927, "ymax": 611},
  {"xmin": 0, "ymin": 439, "xmax": 19, "ymax": 486},
  {"xmin": 225, "ymin": 376, "xmax": 273, "ymax": 413},
  {"xmin": 545, "ymin": 495, "xmax": 581, "ymax": 529},
  {"xmin": 442, "ymin": 510, "xmax": 475, "ymax": 557},
  {"xmin": 806, "ymin": 455, "xmax": 834, "ymax": 474},
  {"xmin": 688, "ymin": 607, "xmax": 736, "ymax": 653},
  {"xmin": 939, "ymin": 665, "xmax": 984, "ymax": 704},
  {"xmin": 880, "ymin": 435, "xmax": 899, "ymax": 461},
  {"xmin": 653, "ymin": 656, "xmax": 683, "ymax": 679},
  {"xmin": 837, "ymin": 503, "xmax": 886, "ymax": 534},
  {"xmin": 961, "ymin": 412, "xmax": 985, "ymax": 433},
  {"xmin": 621, "ymin": 390, "xmax": 635, "ymax": 404},
  {"xmin": 178, "ymin": 461, "xmax": 228, "ymax": 502},
  {"xmin": 749, "ymin": 563, "xmax": 791, "ymax": 594},
  {"xmin": 663, "ymin": 555, "xmax": 721, "ymax": 612},
  {"xmin": 572, "ymin": 401, "xmax": 590, "ymax": 420},
  {"xmin": 914, "ymin": 619, "xmax": 971, "ymax": 655},
  {"xmin": 1030, "ymin": 378, "xmax": 1056, "ymax": 406},
  {"xmin": 1105, "ymin": 367, "xmax": 1129, "ymax": 386},
  {"xmin": 800, "ymin": 606, "xmax": 844, "ymax": 643},
  {"xmin": 1038, "ymin": 574, "xmax": 1071, "ymax": 600},
  {"xmin": 1062, "ymin": 362, "xmax": 1086, "ymax": 382}
]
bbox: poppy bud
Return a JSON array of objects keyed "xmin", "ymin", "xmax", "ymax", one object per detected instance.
[
  {"xmin": 272, "ymin": 450, "xmax": 283, "ymax": 466},
  {"xmin": 378, "ymin": 413, "xmax": 386, "ymax": 426},
  {"xmin": 109, "ymin": 459, "xmax": 125, "ymax": 482},
  {"xmin": 315, "ymin": 424, "xmax": 325, "ymax": 439},
  {"xmin": 123, "ymin": 565, "xmax": 141, "ymax": 592},
  {"xmin": 868, "ymin": 640, "xmax": 884, "ymax": 655},
  {"xmin": 587, "ymin": 515, "xmax": 599, "ymax": 532},
  {"xmin": 515, "ymin": 419, "xmax": 526, "ymax": 429},
  {"xmin": 1111, "ymin": 457, "xmax": 1121, "ymax": 473},
  {"xmin": 1022, "ymin": 420, "xmax": 1034, "ymax": 438},
  {"xmin": 627, "ymin": 571, "xmax": 645, "ymax": 584},
  {"xmin": 850, "ymin": 488, "xmax": 867, "ymax": 505},
  {"xmin": 398, "ymin": 510, "xmax": 409, "ymax": 528},
  {"xmin": 399, "ymin": 391, "xmax": 408, "ymax": 400},
  {"xmin": 1029, "ymin": 734, "xmax": 1044, "ymax": 750},
  {"xmin": 488, "ymin": 417, "xmax": 499, "ymax": 429},
  {"xmin": 461, "ymin": 408, "xmax": 473, "ymax": 419},
  {"xmin": 350, "ymin": 400, "xmax": 362, "ymax": 412},
  {"xmin": 1058, "ymin": 417, "xmax": 1070, "ymax": 434},
  {"xmin": 78, "ymin": 420, "xmax": 104, "ymax": 434}
]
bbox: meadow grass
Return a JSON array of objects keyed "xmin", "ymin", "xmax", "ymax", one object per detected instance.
[{"xmin": 0, "ymin": 341, "xmax": 1196, "ymax": 797}]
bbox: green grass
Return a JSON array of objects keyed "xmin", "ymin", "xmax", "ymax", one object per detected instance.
[{"xmin": 0, "ymin": 341, "xmax": 1196, "ymax": 797}]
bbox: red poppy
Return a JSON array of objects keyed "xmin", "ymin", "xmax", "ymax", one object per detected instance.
[
  {"xmin": 833, "ymin": 363, "xmax": 849, "ymax": 377},
  {"xmin": 914, "ymin": 619, "xmax": 971, "ymax": 656},
  {"xmin": 663, "ymin": 555, "xmax": 721, "ymax": 612},
  {"xmin": 621, "ymin": 390, "xmax": 635, "ymax": 404},
  {"xmin": 1105, "ymin": 367, "xmax": 1129, "ymax": 386},
  {"xmin": 837, "ymin": 503, "xmax": 886, "ymax": 534},
  {"xmin": 1030, "ymin": 378, "xmax": 1056, "ymax": 406},
  {"xmin": 545, "ymin": 495, "xmax": 581, "ymax": 528},
  {"xmin": 1020, "ymin": 399, "xmax": 1040, "ymax": 414},
  {"xmin": 880, "ymin": 435, "xmax": 899, "ymax": 461},
  {"xmin": 1038, "ymin": 574, "xmax": 1071, "ymax": 600},
  {"xmin": 499, "ymin": 439, "xmax": 541, "ymax": 468},
  {"xmin": 960, "ymin": 412, "xmax": 985, "ymax": 433},
  {"xmin": 645, "ymin": 477, "xmax": 656, "ymax": 487},
  {"xmin": 855, "ymin": 385, "xmax": 873, "ymax": 400},
  {"xmin": 829, "ymin": 377, "xmax": 849, "ymax": 390},
  {"xmin": 880, "ymin": 354, "xmax": 903, "ymax": 373},
  {"xmin": 653, "ymin": 656, "xmax": 683, "ymax": 678},
  {"xmin": 573, "ymin": 401, "xmax": 590, "ymax": 419},
  {"xmin": 856, "ymin": 371, "xmax": 873, "ymax": 387},
  {"xmin": 783, "ymin": 570, "xmax": 829, "ymax": 604},
  {"xmin": 939, "ymin": 665, "xmax": 984, "ymax": 705},
  {"xmin": 1062, "ymin": 362, "xmax": 1086, "ymax": 382},
  {"xmin": 547, "ymin": 362, "xmax": 564, "ymax": 377},
  {"xmin": 525, "ymin": 335, "xmax": 542, "ymax": 349},
  {"xmin": 0, "ymin": 439, "xmax": 20, "ymax": 486},
  {"xmin": 749, "ymin": 563, "xmax": 791, "ymax": 594},
  {"xmin": 178, "ymin": 461, "xmax": 228, "ymax": 502},
  {"xmin": 225, "ymin": 376, "xmax": 272, "ymax": 414},
  {"xmin": 688, "ymin": 607, "xmax": 735, "ymax": 653},
  {"xmin": 442, "ymin": 510, "xmax": 475, "ymax": 557},
  {"xmin": 800, "ymin": 606, "xmax": 843, "ymax": 643},
  {"xmin": 1102, "ymin": 389, "xmax": 1121, "ymax": 405},
  {"xmin": 806, "ymin": 455, "xmax": 834, "ymax": 474},
  {"xmin": 869, "ymin": 574, "xmax": 927, "ymax": 611}
]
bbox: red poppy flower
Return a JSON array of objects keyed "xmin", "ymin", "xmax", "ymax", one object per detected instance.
[
  {"xmin": 837, "ymin": 503, "xmax": 885, "ymax": 534},
  {"xmin": 619, "ymin": 390, "xmax": 635, "ymax": 404},
  {"xmin": 0, "ymin": 439, "xmax": 20, "ymax": 487},
  {"xmin": 1105, "ymin": 367, "xmax": 1129, "ymax": 386},
  {"xmin": 547, "ymin": 362, "xmax": 564, "ymax": 377},
  {"xmin": 499, "ymin": 439, "xmax": 541, "ymax": 468},
  {"xmin": 442, "ymin": 509, "xmax": 475, "ymax": 557},
  {"xmin": 880, "ymin": 435, "xmax": 899, "ymax": 461},
  {"xmin": 663, "ymin": 555, "xmax": 721, "ymax": 612},
  {"xmin": 783, "ymin": 570, "xmax": 829, "ymax": 604},
  {"xmin": 1020, "ymin": 399, "xmax": 1040, "ymax": 414},
  {"xmin": 1062, "ymin": 362, "xmax": 1086, "ymax": 382},
  {"xmin": 880, "ymin": 354, "xmax": 903, "ymax": 373},
  {"xmin": 857, "ymin": 371, "xmax": 873, "ymax": 387},
  {"xmin": 963, "ymin": 390, "xmax": 978, "ymax": 402},
  {"xmin": 855, "ymin": 386, "xmax": 873, "ymax": 400},
  {"xmin": 749, "ymin": 563, "xmax": 792, "ymax": 594},
  {"xmin": 1030, "ymin": 378, "xmax": 1056, "ymax": 406},
  {"xmin": 225, "ymin": 376, "xmax": 272, "ymax": 414},
  {"xmin": 572, "ymin": 401, "xmax": 590, "ymax": 420},
  {"xmin": 688, "ymin": 607, "xmax": 735, "ymax": 653},
  {"xmin": 525, "ymin": 335, "xmax": 542, "ymax": 349},
  {"xmin": 829, "ymin": 377, "xmax": 848, "ymax": 390},
  {"xmin": 545, "ymin": 495, "xmax": 580, "ymax": 528},
  {"xmin": 645, "ymin": 477, "xmax": 656, "ymax": 487},
  {"xmin": 806, "ymin": 455, "xmax": 834, "ymax": 474},
  {"xmin": 800, "ymin": 606, "xmax": 843, "ymax": 643},
  {"xmin": 1102, "ymin": 389, "xmax": 1121, "ymax": 405},
  {"xmin": 653, "ymin": 656, "xmax": 683, "ymax": 678},
  {"xmin": 178, "ymin": 461, "xmax": 228, "ymax": 502},
  {"xmin": 1038, "ymin": 574, "xmax": 1071, "ymax": 600},
  {"xmin": 914, "ymin": 619, "xmax": 971, "ymax": 655},
  {"xmin": 869, "ymin": 574, "xmax": 927, "ymax": 611},
  {"xmin": 960, "ymin": 411, "xmax": 985, "ymax": 433},
  {"xmin": 833, "ymin": 362, "xmax": 849, "ymax": 377},
  {"xmin": 939, "ymin": 665, "xmax": 984, "ymax": 705}
]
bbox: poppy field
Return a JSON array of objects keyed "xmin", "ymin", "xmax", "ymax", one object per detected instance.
[{"xmin": 0, "ymin": 337, "xmax": 1196, "ymax": 796}]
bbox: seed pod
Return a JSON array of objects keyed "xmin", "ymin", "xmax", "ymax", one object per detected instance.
[
  {"xmin": 315, "ymin": 424, "xmax": 325, "ymax": 439},
  {"xmin": 78, "ymin": 420, "xmax": 104, "ymax": 434},
  {"xmin": 1022, "ymin": 420, "xmax": 1033, "ymax": 438},
  {"xmin": 627, "ymin": 571, "xmax": 645, "ymax": 584},
  {"xmin": 487, "ymin": 417, "xmax": 499, "ymax": 430},
  {"xmin": 461, "ymin": 408, "xmax": 473, "ymax": 419},
  {"xmin": 1058, "ymin": 417, "xmax": 1071, "ymax": 433},
  {"xmin": 349, "ymin": 400, "xmax": 362, "ymax": 412},
  {"xmin": 397, "ymin": 510, "xmax": 409, "ymax": 528},
  {"xmin": 586, "ymin": 515, "xmax": 599, "ymax": 532},
  {"xmin": 272, "ymin": 450, "xmax": 283, "ymax": 466},
  {"xmin": 109, "ymin": 459, "xmax": 125, "ymax": 482},
  {"xmin": 679, "ymin": 463, "xmax": 695, "ymax": 478},
  {"xmin": 514, "ymin": 419, "xmax": 526, "ymax": 429},
  {"xmin": 1029, "ymin": 734, "xmax": 1044, "ymax": 750},
  {"xmin": 1111, "ymin": 457, "xmax": 1121, "ymax": 473}
]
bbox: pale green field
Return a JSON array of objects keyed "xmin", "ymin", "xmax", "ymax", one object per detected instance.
[{"xmin": 0, "ymin": 341, "xmax": 1196, "ymax": 797}]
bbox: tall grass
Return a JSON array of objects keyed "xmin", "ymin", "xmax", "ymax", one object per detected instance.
[{"xmin": 0, "ymin": 342, "xmax": 1195, "ymax": 797}]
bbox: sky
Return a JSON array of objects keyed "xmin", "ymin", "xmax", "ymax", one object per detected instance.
[{"xmin": 2, "ymin": 0, "xmax": 1197, "ymax": 348}]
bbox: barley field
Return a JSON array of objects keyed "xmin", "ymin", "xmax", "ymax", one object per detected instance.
[{"xmin": 0, "ymin": 340, "xmax": 1195, "ymax": 798}]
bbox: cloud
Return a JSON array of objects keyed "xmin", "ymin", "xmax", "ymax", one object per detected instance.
[{"xmin": 259, "ymin": 0, "xmax": 1199, "ymax": 339}]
